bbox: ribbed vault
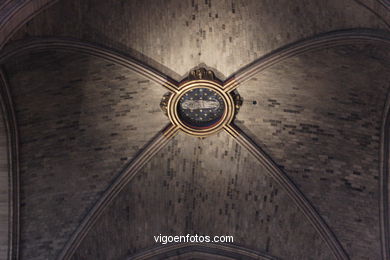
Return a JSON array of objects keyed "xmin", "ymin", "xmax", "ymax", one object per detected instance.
[
  {"xmin": 0, "ymin": 0, "xmax": 389, "ymax": 260},
  {"xmin": 9, "ymin": 0, "xmax": 390, "ymax": 79},
  {"xmin": 3, "ymin": 50, "xmax": 169, "ymax": 260},
  {"xmin": 72, "ymin": 131, "xmax": 334, "ymax": 260},
  {"xmin": 236, "ymin": 43, "xmax": 390, "ymax": 259}
]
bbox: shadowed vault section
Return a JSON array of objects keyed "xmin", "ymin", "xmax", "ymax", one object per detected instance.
[
  {"xmin": 9, "ymin": 0, "xmax": 390, "ymax": 80},
  {"xmin": 3, "ymin": 50, "xmax": 169, "ymax": 260},
  {"xmin": 237, "ymin": 43, "xmax": 390, "ymax": 259},
  {"xmin": 71, "ymin": 131, "xmax": 334, "ymax": 260},
  {"xmin": 0, "ymin": 96, "xmax": 9, "ymax": 259}
]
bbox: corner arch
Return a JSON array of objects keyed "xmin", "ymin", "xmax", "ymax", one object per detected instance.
[{"xmin": 127, "ymin": 243, "xmax": 278, "ymax": 260}]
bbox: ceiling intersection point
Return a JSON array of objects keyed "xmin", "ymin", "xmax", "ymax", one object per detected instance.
[{"xmin": 160, "ymin": 67, "xmax": 242, "ymax": 137}]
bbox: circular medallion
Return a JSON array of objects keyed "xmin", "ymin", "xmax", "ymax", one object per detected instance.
[
  {"xmin": 167, "ymin": 80, "xmax": 235, "ymax": 136},
  {"xmin": 177, "ymin": 88, "xmax": 225, "ymax": 129}
]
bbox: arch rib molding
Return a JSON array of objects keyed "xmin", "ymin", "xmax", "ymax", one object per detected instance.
[
  {"xmin": 224, "ymin": 124, "xmax": 348, "ymax": 260},
  {"xmin": 0, "ymin": 69, "xmax": 19, "ymax": 260},
  {"xmin": 0, "ymin": 0, "xmax": 59, "ymax": 49},
  {"xmin": 128, "ymin": 243, "xmax": 278, "ymax": 260},
  {"xmin": 380, "ymin": 91, "xmax": 390, "ymax": 260},
  {"xmin": 57, "ymin": 124, "xmax": 179, "ymax": 260},
  {"xmin": 223, "ymin": 29, "xmax": 390, "ymax": 92},
  {"xmin": 0, "ymin": 38, "xmax": 178, "ymax": 92}
]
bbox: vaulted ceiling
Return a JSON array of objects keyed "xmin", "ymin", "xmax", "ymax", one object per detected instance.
[{"xmin": 0, "ymin": 1, "xmax": 389, "ymax": 260}]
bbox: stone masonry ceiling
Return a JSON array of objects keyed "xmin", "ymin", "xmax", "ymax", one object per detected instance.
[{"xmin": 0, "ymin": 0, "xmax": 389, "ymax": 260}]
